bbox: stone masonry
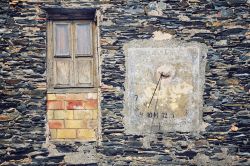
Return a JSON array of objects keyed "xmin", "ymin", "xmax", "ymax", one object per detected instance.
[{"xmin": 0, "ymin": 0, "xmax": 249, "ymax": 165}]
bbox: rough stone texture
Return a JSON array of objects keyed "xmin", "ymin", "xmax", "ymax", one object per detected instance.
[
  {"xmin": 124, "ymin": 40, "xmax": 207, "ymax": 134},
  {"xmin": 0, "ymin": 0, "xmax": 249, "ymax": 165}
]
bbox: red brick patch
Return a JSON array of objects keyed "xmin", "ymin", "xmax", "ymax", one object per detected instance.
[
  {"xmin": 66, "ymin": 100, "xmax": 84, "ymax": 110},
  {"xmin": 48, "ymin": 120, "xmax": 64, "ymax": 129},
  {"xmin": 83, "ymin": 99, "xmax": 98, "ymax": 110},
  {"xmin": 47, "ymin": 101, "xmax": 64, "ymax": 110},
  {"xmin": 0, "ymin": 115, "xmax": 10, "ymax": 121}
]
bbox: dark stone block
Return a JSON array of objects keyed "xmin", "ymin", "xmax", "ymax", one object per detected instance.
[
  {"xmin": 218, "ymin": 28, "xmax": 247, "ymax": 36},
  {"xmin": 127, "ymin": 141, "xmax": 143, "ymax": 148},
  {"xmin": 56, "ymin": 144, "xmax": 77, "ymax": 153},
  {"xmin": 103, "ymin": 146, "xmax": 124, "ymax": 156},
  {"xmin": 220, "ymin": 8, "xmax": 235, "ymax": 18},
  {"xmin": 158, "ymin": 155, "xmax": 173, "ymax": 161},
  {"xmin": 0, "ymin": 132, "xmax": 12, "ymax": 139},
  {"xmin": 47, "ymin": 155, "xmax": 65, "ymax": 163},
  {"xmin": 3, "ymin": 154, "xmax": 27, "ymax": 161},
  {"xmin": 226, "ymin": 0, "xmax": 247, "ymax": 6},
  {"xmin": 176, "ymin": 150, "xmax": 197, "ymax": 159},
  {"xmin": 238, "ymin": 119, "xmax": 250, "ymax": 127}
]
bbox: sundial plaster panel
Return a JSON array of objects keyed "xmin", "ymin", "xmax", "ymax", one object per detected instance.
[{"xmin": 123, "ymin": 40, "xmax": 207, "ymax": 134}]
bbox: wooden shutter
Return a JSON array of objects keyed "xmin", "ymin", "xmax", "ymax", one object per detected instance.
[
  {"xmin": 53, "ymin": 22, "xmax": 73, "ymax": 87},
  {"xmin": 48, "ymin": 20, "xmax": 96, "ymax": 90},
  {"xmin": 74, "ymin": 21, "xmax": 94, "ymax": 87},
  {"xmin": 75, "ymin": 23, "xmax": 92, "ymax": 55}
]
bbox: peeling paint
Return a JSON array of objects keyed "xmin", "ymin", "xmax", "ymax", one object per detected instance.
[{"xmin": 124, "ymin": 39, "xmax": 207, "ymax": 134}]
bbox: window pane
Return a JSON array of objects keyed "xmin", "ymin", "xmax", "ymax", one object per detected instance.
[
  {"xmin": 76, "ymin": 23, "xmax": 92, "ymax": 55},
  {"xmin": 55, "ymin": 24, "xmax": 70, "ymax": 56}
]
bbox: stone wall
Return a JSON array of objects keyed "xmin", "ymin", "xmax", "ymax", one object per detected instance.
[{"xmin": 0, "ymin": 0, "xmax": 249, "ymax": 165}]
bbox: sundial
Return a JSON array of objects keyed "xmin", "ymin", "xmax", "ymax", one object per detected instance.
[{"xmin": 123, "ymin": 40, "xmax": 207, "ymax": 134}]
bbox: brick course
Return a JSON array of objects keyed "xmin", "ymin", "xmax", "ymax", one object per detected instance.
[
  {"xmin": 57, "ymin": 129, "xmax": 77, "ymax": 139},
  {"xmin": 66, "ymin": 100, "xmax": 84, "ymax": 110},
  {"xmin": 47, "ymin": 93, "xmax": 98, "ymax": 141},
  {"xmin": 47, "ymin": 100, "xmax": 64, "ymax": 110},
  {"xmin": 77, "ymin": 129, "xmax": 96, "ymax": 141},
  {"xmin": 48, "ymin": 120, "xmax": 64, "ymax": 129}
]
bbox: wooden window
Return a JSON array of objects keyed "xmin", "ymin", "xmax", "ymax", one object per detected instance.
[{"xmin": 47, "ymin": 20, "xmax": 98, "ymax": 92}]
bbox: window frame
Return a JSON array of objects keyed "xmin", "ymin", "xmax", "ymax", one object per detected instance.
[{"xmin": 47, "ymin": 20, "xmax": 99, "ymax": 93}]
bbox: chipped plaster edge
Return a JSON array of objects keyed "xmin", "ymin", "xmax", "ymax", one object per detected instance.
[{"xmin": 123, "ymin": 39, "xmax": 208, "ymax": 135}]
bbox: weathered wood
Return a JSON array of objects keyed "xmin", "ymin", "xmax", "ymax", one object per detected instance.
[
  {"xmin": 54, "ymin": 59, "xmax": 73, "ymax": 87},
  {"xmin": 47, "ymin": 19, "xmax": 98, "ymax": 91},
  {"xmin": 54, "ymin": 23, "xmax": 70, "ymax": 56},
  {"xmin": 43, "ymin": 7, "xmax": 96, "ymax": 20},
  {"xmin": 76, "ymin": 22, "xmax": 92, "ymax": 55},
  {"xmin": 47, "ymin": 87, "xmax": 99, "ymax": 94},
  {"xmin": 47, "ymin": 21, "xmax": 53, "ymax": 88},
  {"xmin": 75, "ymin": 59, "xmax": 93, "ymax": 87}
]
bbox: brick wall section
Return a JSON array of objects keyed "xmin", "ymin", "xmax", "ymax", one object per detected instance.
[{"xmin": 47, "ymin": 93, "xmax": 98, "ymax": 141}]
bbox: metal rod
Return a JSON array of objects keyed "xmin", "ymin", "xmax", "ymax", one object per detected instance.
[{"xmin": 148, "ymin": 74, "xmax": 162, "ymax": 108}]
